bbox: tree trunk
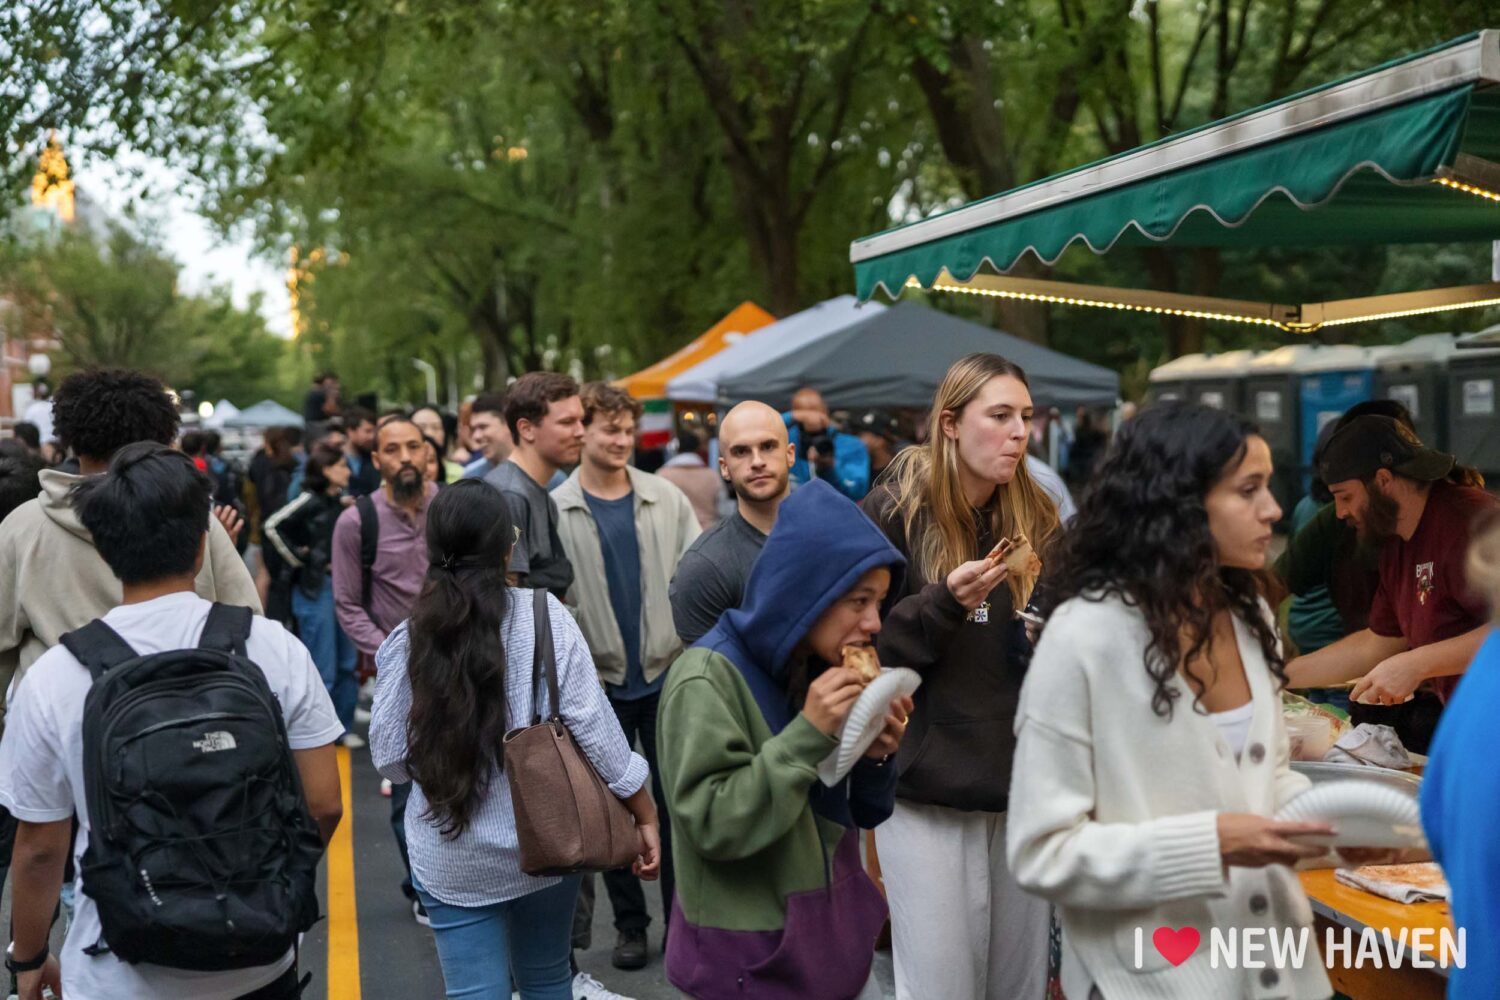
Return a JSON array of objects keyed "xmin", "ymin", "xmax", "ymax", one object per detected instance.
[
  {"xmin": 1139, "ymin": 247, "xmax": 1203, "ymax": 358},
  {"xmin": 994, "ymin": 254, "xmax": 1051, "ymax": 345},
  {"xmin": 762, "ymin": 209, "xmax": 802, "ymax": 317}
]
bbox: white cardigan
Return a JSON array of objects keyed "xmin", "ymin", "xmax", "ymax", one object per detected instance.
[{"xmin": 1006, "ymin": 594, "xmax": 1332, "ymax": 1000}]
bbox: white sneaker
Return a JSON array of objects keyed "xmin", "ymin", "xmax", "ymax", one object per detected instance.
[
  {"xmin": 354, "ymin": 707, "xmax": 373, "ymax": 725},
  {"xmin": 572, "ymin": 972, "xmax": 635, "ymax": 1000},
  {"xmin": 340, "ymin": 733, "xmax": 367, "ymax": 750},
  {"xmin": 357, "ymin": 678, "xmax": 376, "ymax": 707}
]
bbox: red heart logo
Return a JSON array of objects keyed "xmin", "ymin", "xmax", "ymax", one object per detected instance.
[{"xmin": 1152, "ymin": 926, "xmax": 1201, "ymax": 967}]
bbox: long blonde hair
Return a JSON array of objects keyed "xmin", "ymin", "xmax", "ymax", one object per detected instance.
[{"xmin": 885, "ymin": 354, "xmax": 1062, "ymax": 607}]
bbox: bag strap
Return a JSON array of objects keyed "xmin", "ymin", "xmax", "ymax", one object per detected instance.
[
  {"xmin": 198, "ymin": 603, "xmax": 253, "ymax": 657},
  {"xmin": 59, "ymin": 621, "xmax": 139, "ymax": 681},
  {"xmin": 356, "ymin": 493, "xmax": 379, "ymax": 613},
  {"xmin": 529, "ymin": 588, "xmax": 561, "ymax": 725}
]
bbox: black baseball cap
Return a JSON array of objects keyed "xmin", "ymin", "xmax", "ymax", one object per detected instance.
[
  {"xmin": 857, "ymin": 410, "xmax": 900, "ymax": 440},
  {"xmin": 1318, "ymin": 415, "xmax": 1455, "ymax": 485}
]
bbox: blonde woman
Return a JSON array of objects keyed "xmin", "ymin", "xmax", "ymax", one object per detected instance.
[
  {"xmin": 860, "ymin": 353, "xmax": 1062, "ymax": 1000},
  {"xmin": 1422, "ymin": 510, "xmax": 1500, "ymax": 999}
]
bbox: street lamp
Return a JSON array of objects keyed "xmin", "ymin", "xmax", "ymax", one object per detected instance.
[{"xmin": 411, "ymin": 359, "xmax": 438, "ymax": 405}]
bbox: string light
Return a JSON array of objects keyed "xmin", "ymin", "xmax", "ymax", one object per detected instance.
[
  {"xmin": 1434, "ymin": 176, "xmax": 1500, "ymax": 202},
  {"xmin": 918, "ymin": 277, "xmax": 1287, "ymax": 328},
  {"xmin": 1312, "ymin": 294, "xmax": 1500, "ymax": 328},
  {"xmin": 917, "ymin": 273, "xmax": 1500, "ymax": 333}
]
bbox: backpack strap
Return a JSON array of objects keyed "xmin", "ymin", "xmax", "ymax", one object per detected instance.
[
  {"xmin": 529, "ymin": 588, "xmax": 561, "ymax": 725},
  {"xmin": 59, "ymin": 621, "xmax": 139, "ymax": 681},
  {"xmin": 355, "ymin": 493, "xmax": 379, "ymax": 613},
  {"xmin": 198, "ymin": 603, "xmax": 253, "ymax": 657}
]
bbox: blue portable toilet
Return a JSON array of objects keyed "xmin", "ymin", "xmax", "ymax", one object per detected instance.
[{"xmin": 1297, "ymin": 346, "xmax": 1389, "ymax": 491}]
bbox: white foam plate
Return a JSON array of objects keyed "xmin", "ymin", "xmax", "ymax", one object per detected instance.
[
  {"xmin": 1275, "ymin": 779, "xmax": 1427, "ymax": 849},
  {"xmin": 817, "ymin": 667, "xmax": 922, "ymax": 786}
]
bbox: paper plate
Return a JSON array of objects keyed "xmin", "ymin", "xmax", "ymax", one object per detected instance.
[
  {"xmin": 817, "ymin": 668, "xmax": 922, "ymax": 787},
  {"xmin": 1291, "ymin": 761, "xmax": 1421, "ymax": 791},
  {"xmin": 1275, "ymin": 780, "xmax": 1427, "ymax": 849}
]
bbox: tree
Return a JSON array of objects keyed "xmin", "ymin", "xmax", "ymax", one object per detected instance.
[
  {"xmin": 6, "ymin": 0, "xmax": 1494, "ymax": 390},
  {"xmin": 1, "ymin": 219, "xmax": 293, "ymax": 402},
  {"xmin": 0, "ymin": 2, "xmax": 246, "ymax": 192}
]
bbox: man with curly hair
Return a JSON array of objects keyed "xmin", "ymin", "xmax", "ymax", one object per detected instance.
[{"xmin": 0, "ymin": 369, "xmax": 261, "ymax": 707}]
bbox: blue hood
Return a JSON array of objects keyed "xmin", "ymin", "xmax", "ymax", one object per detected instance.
[{"xmin": 698, "ymin": 479, "xmax": 905, "ymax": 732}]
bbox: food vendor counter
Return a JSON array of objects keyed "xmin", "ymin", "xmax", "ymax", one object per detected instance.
[{"xmin": 1299, "ymin": 866, "xmax": 1454, "ymax": 999}]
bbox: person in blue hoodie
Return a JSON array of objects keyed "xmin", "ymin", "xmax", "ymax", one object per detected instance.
[
  {"xmin": 657, "ymin": 479, "xmax": 911, "ymax": 1000},
  {"xmin": 785, "ymin": 387, "xmax": 871, "ymax": 501},
  {"xmin": 1421, "ymin": 511, "xmax": 1500, "ymax": 998}
]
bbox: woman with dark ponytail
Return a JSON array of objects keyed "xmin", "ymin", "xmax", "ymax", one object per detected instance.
[{"xmin": 370, "ymin": 479, "xmax": 660, "ymax": 999}]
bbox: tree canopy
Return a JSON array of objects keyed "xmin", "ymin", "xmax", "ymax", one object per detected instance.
[
  {"xmin": 3, "ymin": 0, "xmax": 1497, "ymax": 402},
  {"xmin": 2, "ymin": 220, "xmax": 294, "ymax": 405}
]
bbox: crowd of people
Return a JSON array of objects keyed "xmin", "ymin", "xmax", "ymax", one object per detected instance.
[{"xmin": 0, "ymin": 355, "xmax": 1493, "ymax": 1000}]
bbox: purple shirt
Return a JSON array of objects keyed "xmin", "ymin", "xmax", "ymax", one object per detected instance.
[{"xmin": 332, "ymin": 485, "xmax": 436, "ymax": 655}]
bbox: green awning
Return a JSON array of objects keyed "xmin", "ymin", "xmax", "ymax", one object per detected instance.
[{"xmin": 853, "ymin": 32, "xmax": 1500, "ymax": 303}]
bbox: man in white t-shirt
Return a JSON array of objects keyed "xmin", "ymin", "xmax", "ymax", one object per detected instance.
[
  {"xmin": 0, "ymin": 443, "xmax": 343, "ymax": 1000},
  {"xmin": 21, "ymin": 381, "xmax": 53, "ymax": 446}
]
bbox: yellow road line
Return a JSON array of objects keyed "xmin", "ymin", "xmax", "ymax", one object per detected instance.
[{"xmin": 327, "ymin": 745, "xmax": 361, "ymax": 999}]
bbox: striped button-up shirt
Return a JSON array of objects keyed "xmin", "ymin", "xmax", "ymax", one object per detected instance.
[{"xmin": 370, "ymin": 589, "xmax": 649, "ymax": 907}]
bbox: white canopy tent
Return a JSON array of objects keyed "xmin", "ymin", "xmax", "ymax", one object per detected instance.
[
  {"xmin": 222, "ymin": 399, "xmax": 303, "ymax": 428},
  {"xmin": 202, "ymin": 399, "xmax": 241, "ymax": 430},
  {"xmin": 665, "ymin": 295, "xmax": 883, "ymax": 402}
]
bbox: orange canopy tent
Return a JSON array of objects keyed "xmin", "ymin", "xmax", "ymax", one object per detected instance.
[{"xmin": 616, "ymin": 301, "xmax": 775, "ymax": 400}]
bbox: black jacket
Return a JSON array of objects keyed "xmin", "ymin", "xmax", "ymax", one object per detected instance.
[
  {"xmin": 261, "ymin": 491, "xmax": 345, "ymax": 598},
  {"xmin": 861, "ymin": 485, "xmax": 1031, "ymax": 813}
]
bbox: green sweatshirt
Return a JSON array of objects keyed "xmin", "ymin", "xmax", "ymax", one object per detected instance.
[{"xmin": 657, "ymin": 648, "xmax": 845, "ymax": 932}]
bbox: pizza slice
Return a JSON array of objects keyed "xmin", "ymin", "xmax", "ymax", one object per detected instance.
[{"xmin": 840, "ymin": 644, "xmax": 882, "ymax": 686}]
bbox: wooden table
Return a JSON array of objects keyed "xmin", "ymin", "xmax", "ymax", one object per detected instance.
[{"xmin": 1298, "ymin": 869, "xmax": 1453, "ymax": 1000}]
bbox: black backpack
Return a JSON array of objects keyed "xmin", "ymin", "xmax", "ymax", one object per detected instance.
[{"xmin": 59, "ymin": 603, "xmax": 323, "ymax": 971}]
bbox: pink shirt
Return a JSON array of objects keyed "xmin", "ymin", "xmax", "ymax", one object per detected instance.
[{"xmin": 331, "ymin": 484, "xmax": 437, "ymax": 655}]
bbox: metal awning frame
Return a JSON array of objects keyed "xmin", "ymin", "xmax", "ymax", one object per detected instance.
[{"xmin": 928, "ymin": 272, "xmax": 1500, "ymax": 334}]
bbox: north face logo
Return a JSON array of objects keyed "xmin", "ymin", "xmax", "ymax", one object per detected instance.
[{"xmin": 192, "ymin": 731, "xmax": 238, "ymax": 753}]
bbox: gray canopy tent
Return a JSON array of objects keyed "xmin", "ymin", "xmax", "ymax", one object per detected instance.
[{"xmin": 715, "ymin": 302, "xmax": 1120, "ymax": 411}]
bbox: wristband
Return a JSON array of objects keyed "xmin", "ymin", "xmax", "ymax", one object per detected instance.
[{"xmin": 5, "ymin": 942, "xmax": 49, "ymax": 974}]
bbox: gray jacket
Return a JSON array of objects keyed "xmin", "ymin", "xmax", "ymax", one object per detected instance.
[{"xmin": 552, "ymin": 467, "xmax": 701, "ymax": 688}]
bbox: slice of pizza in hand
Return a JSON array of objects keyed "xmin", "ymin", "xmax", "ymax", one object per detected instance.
[
  {"xmin": 986, "ymin": 538, "xmax": 1014, "ymax": 564},
  {"xmin": 840, "ymin": 644, "xmax": 882, "ymax": 686},
  {"xmin": 1002, "ymin": 534, "xmax": 1037, "ymax": 576}
]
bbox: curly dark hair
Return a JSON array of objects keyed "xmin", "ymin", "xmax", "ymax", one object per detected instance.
[
  {"xmin": 53, "ymin": 368, "xmax": 180, "ymax": 462},
  {"xmin": 404, "ymin": 479, "xmax": 515, "ymax": 837},
  {"xmin": 1038, "ymin": 401, "xmax": 1285, "ymax": 719},
  {"xmin": 0, "ymin": 449, "xmax": 44, "ymax": 522}
]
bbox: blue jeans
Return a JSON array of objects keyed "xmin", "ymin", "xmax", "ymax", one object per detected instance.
[
  {"xmin": 291, "ymin": 579, "xmax": 358, "ymax": 730},
  {"xmin": 415, "ymin": 874, "xmax": 582, "ymax": 999}
]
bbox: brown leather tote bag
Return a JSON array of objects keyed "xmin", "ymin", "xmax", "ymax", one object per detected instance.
[{"xmin": 503, "ymin": 589, "xmax": 641, "ymax": 876}]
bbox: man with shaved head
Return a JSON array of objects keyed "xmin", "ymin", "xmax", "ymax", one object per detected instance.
[{"xmin": 669, "ymin": 401, "xmax": 794, "ymax": 644}]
